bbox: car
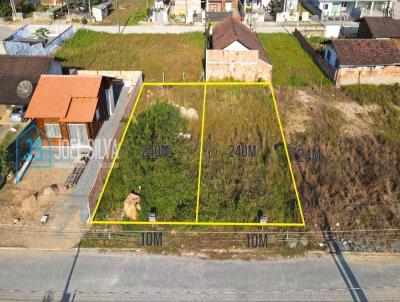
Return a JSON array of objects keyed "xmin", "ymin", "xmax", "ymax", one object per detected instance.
[
  {"xmin": 9, "ymin": 105, "xmax": 27, "ymax": 122},
  {"xmin": 75, "ymin": 3, "xmax": 87, "ymax": 12}
]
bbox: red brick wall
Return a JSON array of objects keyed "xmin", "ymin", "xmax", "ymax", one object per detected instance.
[
  {"xmin": 206, "ymin": 49, "xmax": 272, "ymax": 82},
  {"xmin": 336, "ymin": 65, "xmax": 400, "ymax": 86}
]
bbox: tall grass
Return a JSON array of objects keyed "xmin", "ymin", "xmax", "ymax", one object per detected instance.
[{"xmin": 258, "ymin": 33, "xmax": 331, "ymax": 87}]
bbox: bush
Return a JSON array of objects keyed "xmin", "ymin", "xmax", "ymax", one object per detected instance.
[
  {"xmin": 0, "ymin": 2, "xmax": 11, "ymax": 18},
  {"xmin": 0, "ymin": 149, "xmax": 12, "ymax": 178},
  {"xmin": 34, "ymin": 4, "xmax": 48, "ymax": 12}
]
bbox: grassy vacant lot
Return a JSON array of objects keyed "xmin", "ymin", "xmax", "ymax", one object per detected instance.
[
  {"xmin": 55, "ymin": 30, "xmax": 204, "ymax": 82},
  {"xmin": 96, "ymin": 86, "xmax": 204, "ymax": 221},
  {"xmin": 95, "ymin": 85, "xmax": 301, "ymax": 224},
  {"xmin": 99, "ymin": 0, "xmax": 153, "ymax": 25},
  {"xmin": 199, "ymin": 86, "xmax": 300, "ymax": 223},
  {"xmin": 259, "ymin": 33, "xmax": 331, "ymax": 87}
]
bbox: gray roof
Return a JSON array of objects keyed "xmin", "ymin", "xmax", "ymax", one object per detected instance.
[{"xmin": 0, "ymin": 55, "xmax": 55, "ymax": 105}]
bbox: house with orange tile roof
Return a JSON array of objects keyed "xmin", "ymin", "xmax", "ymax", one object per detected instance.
[{"xmin": 25, "ymin": 75, "xmax": 115, "ymax": 147}]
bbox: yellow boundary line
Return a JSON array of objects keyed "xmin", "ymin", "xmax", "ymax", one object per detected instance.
[
  {"xmin": 195, "ymin": 84, "xmax": 207, "ymax": 222},
  {"xmin": 90, "ymin": 82, "xmax": 305, "ymax": 227}
]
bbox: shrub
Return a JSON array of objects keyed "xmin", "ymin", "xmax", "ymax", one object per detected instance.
[{"xmin": 0, "ymin": 2, "xmax": 11, "ymax": 18}]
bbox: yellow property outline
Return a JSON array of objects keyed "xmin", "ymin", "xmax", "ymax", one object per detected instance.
[{"xmin": 90, "ymin": 82, "xmax": 305, "ymax": 227}]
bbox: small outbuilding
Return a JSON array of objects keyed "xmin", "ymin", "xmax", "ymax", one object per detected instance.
[
  {"xmin": 206, "ymin": 16, "xmax": 272, "ymax": 82},
  {"xmin": 92, "ymin": 1, "xmax": 112, "ymax": 22}
]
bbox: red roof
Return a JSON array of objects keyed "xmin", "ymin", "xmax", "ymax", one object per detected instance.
[
  {"xmin": 212, "ymin": 16, "xmax": 271, "ymax": 64},
  {"xmin": 25, "ymin": 75, "xmax": 103, "ymax": 123},
  {"xmin": 332, "ymin": 39, "xmax": 400, "ymax": 67}
]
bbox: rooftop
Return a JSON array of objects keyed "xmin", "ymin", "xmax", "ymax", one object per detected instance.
[
  {"xmin": 332, "ymin": 39, "xmax": 400, "ymax": 67},
  {"xmin": 25, "ymin": 75, "xmax": 105, "ymax": 122},
  {"xmin": 358, "ymin": 17, "xmax": 400, "ymax": 38},
  {"xmin": 0, "ymin": 55, "xmax": 56, "ymax": 106},
  {"xmin": 211, "ymin": 16, "xmax": 271, "ymax": 64}
]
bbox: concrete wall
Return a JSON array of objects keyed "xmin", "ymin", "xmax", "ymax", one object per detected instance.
[
  {"xmin": 76, "ymin": 70, "xmax": 143, "ymax": 84},
  {"xmin": 336, "ymin": 65, "xmax": 400, "ymax": 86},
  {"xmin": 294, "ymin": 29, "xmax": 337, "ymax": 81},
  {"xmin": 206, "ymin": 49, "xmax": 272, "ymax": 82},
  {"xmin": 4, "ymin": 25, "xmax": 74, "ymax": 56}
]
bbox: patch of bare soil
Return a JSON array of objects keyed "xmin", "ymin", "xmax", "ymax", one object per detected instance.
[
  {"xmin": 0, "ymin": 166, "xmax": 85, "ymax": 249},
  {"xmin": 0, "ymin": 167, "xmax": 72, "ymax": 225}
]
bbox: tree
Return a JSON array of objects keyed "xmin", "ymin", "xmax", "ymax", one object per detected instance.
[
  {"xmin": 34, "ymin": 27, "xmax": 50, "ymax": 44},
  {"xmin": 268, "ymin": 0, "xmax": 282, "ymax": 18},
  {"xmin": 0, "ymin": 1, "xmax": 11, "ymax": 18}
]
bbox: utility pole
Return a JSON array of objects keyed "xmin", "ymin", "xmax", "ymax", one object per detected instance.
[
  {"xmin": 116, "ymin": 0, "xmax": 120, "ymax": 33},
  {"xmin": 9, "ymin": 0, "xmax": 16, "ymax": 20},
  {"xmin": 88, "ymin": 0, "xmax": 92, "ymax": 21}
]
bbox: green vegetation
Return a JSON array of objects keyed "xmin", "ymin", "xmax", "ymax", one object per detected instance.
[
  {"xmin": 95, "ymin": 86, "xmax": 300, "ymax": 224},
  {"xmin": 199, "ymin": 86, "xmax": 299, "ymax": 223},
  {"xmin": 98, "ymin": 102, "xmax": 198, "ymax": 221},
  {"xmin": 99, "ymin": 0, "xmax": 153, "ymax": 25},
  {"xmin": 258, "ymin": 33, "xmax": 331, "ymax": 87},
  {"xmin": 343, "ymin": 84, "xmax": 400, "ymax": 143},
  {"xmin": 0, "ymin": 149, "xmax": 12, "ymax": 178},
  {"xmin": 0, "ymin": 1, "xmax": 11, "ymax": 18},
  {"xmin": 307, "ymin": 36, "xmax": 330, "ymax": 55},
  {"xmin": 55, "ymin": 30, "xmax": 204, "ymax": 82},
  {"xmin": 96, "ymin": 86, "xmax": 204, "ymax": 221},
  {"xmin": 268, "ymin": 0, "xmax": 282, "ymax": 17}
]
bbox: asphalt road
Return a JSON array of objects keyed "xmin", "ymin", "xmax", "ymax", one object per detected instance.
[{"xmin": 0, "ymin": 249, "xmax": 399, "ymax": 301}]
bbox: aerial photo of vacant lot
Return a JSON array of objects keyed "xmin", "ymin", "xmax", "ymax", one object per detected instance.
[{"xmin": 94, "ymin": 84, "xmax": 302, "ymax": 224}]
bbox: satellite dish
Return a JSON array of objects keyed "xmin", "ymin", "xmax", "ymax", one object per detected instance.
[{"xmin": 17, "ymin": 80, "xmax": 33, "ymax": 99}]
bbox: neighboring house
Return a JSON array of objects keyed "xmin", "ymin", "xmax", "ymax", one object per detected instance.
[
  {"xmin": 303, "ymin": 0, "xmax": 395, "ymax": 19},
  {"xmin": 206, "ymin": 16, "xmax": 272, "ymax": 81},
  {"xmin": 92, "ymin": 1, "xmax": 112, "ymax": 22},
  {"xmin": 208, "ymin": 0, "xmax": 234, "ymax": 12},
  {"xmin": 171, "ymin": 0, "xmax": 203, "ymax": 16},
  {"xmin": 3, "ymin": 24, "xmax": 74, "ymax": 56},
  {"xmin": 41, "ymin": 0, "xmax": 64, "ymax": 5},
  {"xmin": 357, "ymin": 16, "xmax": 400, "ymax": 40},
  {"xmin": 0, "ymin": 55, "xmax": 61, "ymax": 110},
  {"xmin": 324, "ymin": 39, "xmax": 400, "ymax": 85},
  {"xmin": 25, "ymin": 76, "xmax": 115, "ymax": 147}
]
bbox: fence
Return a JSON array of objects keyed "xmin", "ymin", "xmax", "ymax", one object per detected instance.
[
  {"xmin": 293, "ymin": 29, "xmax": 337, "ymax": 82},
  {"xmin": 3, "ymin": 24, "xmax": 74, "ymax": 56}
]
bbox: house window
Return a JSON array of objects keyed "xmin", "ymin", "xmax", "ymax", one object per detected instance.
[
  {"xmin": 95, "ymin": 108, "xmax": 100, "ymax": 121},
  {"xmin": 44, "ymin": 124, "xmax": 61, "ymax": 138},
  {"xmin": 324, "ymin": 4, "xmax": 329, "ymax": 9},
  {"xmin": 341, "ymin": 2, "xmax": 347, "ymax": 7},
  {"xmin": 210, "ymin": 4, "xmax": 218, "ymax": 12}
]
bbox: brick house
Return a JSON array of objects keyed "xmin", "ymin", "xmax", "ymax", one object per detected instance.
[
  {"xmin": 205, "ymin": 16, "xmax": 272, "ymax": 82},
  {"xmin": 324, "ymin": 39, "xmax": 400, "ymax": 86},
  {"xmin": 25, "ymin": 75, "xmax": 115, "ymax": 147}
]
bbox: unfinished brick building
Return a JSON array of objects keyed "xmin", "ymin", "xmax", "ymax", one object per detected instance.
[
  {"xmin": 324, "ymin": 39, "xmax": 400, "ymax": 86},
  {"xmin": 205, "ymin": 16, "xmax": 272, "ymax": 82}
]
